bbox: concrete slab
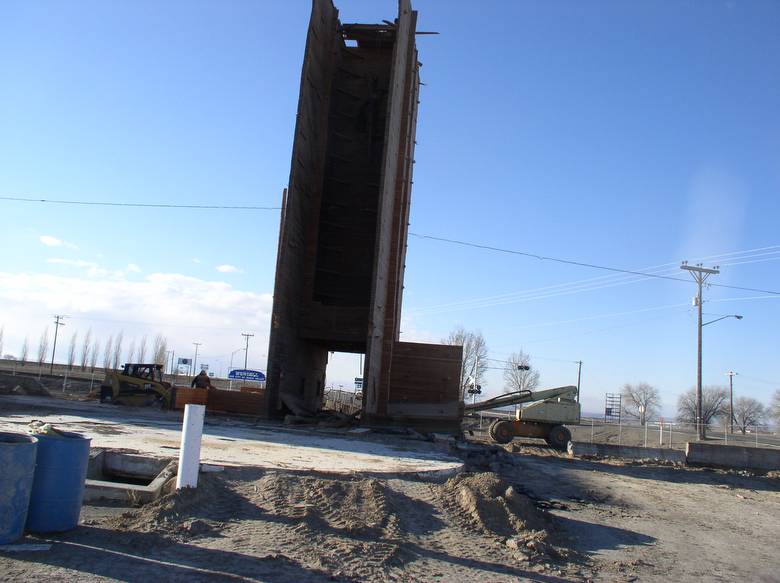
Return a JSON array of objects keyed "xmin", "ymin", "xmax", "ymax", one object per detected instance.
[
  {"xmin": 0, "ymin": 396, "xmax": 463, "ymax": 476},
  {"xmin": 569, "ymin": 441, "xmax": 686, "ymax": 464},
  {"xmin": 686, "ymin": 441, "xmax": 780, "ymax": 471}
]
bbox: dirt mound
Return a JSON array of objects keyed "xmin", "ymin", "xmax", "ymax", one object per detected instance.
[
  {"xmin": 442, "ymin": 472, "xmax": 549, "ymax": 537},
  {"xmin": 0, "ymin": 376, "xmax": 51, "ymax": 396},
  {"xmin": 246, "ymin": 472, "xmax": 399, "ymax": 537},
  {"xmin": 107, "ymin": 470, "xmax": 402, "ymax": 543},
  {"xmin": 106, "ymin": 473, "xmax": 232, "ymax": 535}
]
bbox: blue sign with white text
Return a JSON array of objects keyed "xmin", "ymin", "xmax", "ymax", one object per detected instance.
[{"xmin": 228, "ymin": 369, "xmax": 266, "ymax": 382}]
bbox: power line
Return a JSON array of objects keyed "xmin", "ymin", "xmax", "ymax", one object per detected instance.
[
  {"xmin": 5, "ymin": 194, "xmax": 779, "ymax": 295},
  {"xmin": 409, "ymin": 232, "xmax": 780, "ymax": 297},
  {"xmin": 0, "ymin": 196, "xmax": 280, "ymax": 210},
  {"xmin": 410, "ymin": 246, "xmax": 780, "ymax": 315}
]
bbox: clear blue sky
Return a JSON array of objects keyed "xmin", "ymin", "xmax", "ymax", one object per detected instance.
[{"xmin": 1, "ymin": 1, "xmax": 779, "ymax": 417}]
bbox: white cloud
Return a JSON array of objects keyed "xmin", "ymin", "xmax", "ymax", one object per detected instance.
[
  {"xmin": 192, "ymin": 258, "xmax": 201, "ymax": 264},
  {"xmin": 39, "ymin": 235, "xmax": 78, "ymax": 250},
  {"xmin": 216, "ymin": 264, "xmax": 242, "ymax": 274},
  {"xmin": 46, "ymin": 258, "xmax": 107, "ymax": 277},
  {"xmin": 46, "ymin": 258, "xmax": 143, "ymax": 279},
  {"xmin": 0, "ymin": 269, "xmax": 274, "ymax": 372}
]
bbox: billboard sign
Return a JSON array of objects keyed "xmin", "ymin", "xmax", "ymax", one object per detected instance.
[{"xmin": 228, "ymin": 369, "xmax": 266, "ymax": 382}]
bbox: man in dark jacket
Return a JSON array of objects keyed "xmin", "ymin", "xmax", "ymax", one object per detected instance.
[{"xmin": 191, "ymin": 370, "xmax": 213, "ymax": 389}]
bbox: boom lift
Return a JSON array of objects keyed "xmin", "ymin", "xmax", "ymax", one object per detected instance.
[{"xmin": 464, "ymin": 385, "xmax": 580, "ymax": 449}]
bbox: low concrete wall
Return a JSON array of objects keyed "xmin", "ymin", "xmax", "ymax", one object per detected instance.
[
  {"xmin": 685, "ymin": 442, "xmax": 780, "ymax": 471},
  {"xmin": 569, "ymin": 441, "xmax": 686, "ymax": 464}
]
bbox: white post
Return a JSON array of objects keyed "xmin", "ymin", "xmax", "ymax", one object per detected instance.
[
  {"xmin": 89, "ymin": 372, "xmax": 95, "ymax": 392},
  {"xmin": 668, "ymin": 423, "xmax": 672, "ymax": 448},
  {"xmin": 756, "ymin": 426, "xmax": 759, "ymax": 448},
  {"xmin": 176, "ymin": 404, "xmax": 205, "ymax": 489},
  {"xmin": 644, "ymin": 422, "xmax": 648, "ymax": 448},
  {"xmin": 62, "ymin": 369, "xmax": 68, "ymax": 392},
  {"xmin": 659, "ymin": 420, "xmax": 664, "ymax": 447}
]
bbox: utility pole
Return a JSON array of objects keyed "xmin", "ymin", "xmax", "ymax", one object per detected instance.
[
  {"xmin": 192, "ymin": 342, "xmax": 202, "ymax": 373},
  {"xmin": 726, "ymin": 371, "xmax": 738, "ymax": 434},
  {"xmin": 50, "ymin": 315, "xmax": 66, "ymax": 374},
  {"xmin": 680, "ymin": 261, "xmax": 719, "ymax": 440},
  {"xmin": 576, "ymin": 360, "xmax": 583, "ymax": 403},
  {"xmin": 241, "ymin": 332, "xmax": 254, "ymax": 369}
]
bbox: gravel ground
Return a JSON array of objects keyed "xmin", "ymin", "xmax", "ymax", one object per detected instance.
[{"xmin": 2, "ymin": 441, "xmax": 779, "ymax": 582}]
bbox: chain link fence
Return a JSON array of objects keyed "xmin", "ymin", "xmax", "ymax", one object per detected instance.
[{"xmin": 571, "ymin": 418, "xmax": 780, "ymax": 450}]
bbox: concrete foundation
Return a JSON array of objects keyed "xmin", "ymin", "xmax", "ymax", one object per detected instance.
[
  {"xmin": 568, "ymin": 441, "xmax": 686, "ymax": 464},
  {"xmin": 84, "ymin": 450, "xmax": 176, "ymax": 504},
  {"xmin": 685, "ymin": 442, "xmax": 780, "ymax": 472}
]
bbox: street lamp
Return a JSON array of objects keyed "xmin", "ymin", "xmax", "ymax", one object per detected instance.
[
  {"xmin": 703, "ymin": 314, "xmax": 743, "ymax": 327},
  {"xmin": 228, "ymin": 348, "xmax": 243, "ymax": 390},
  {"xmin": 725, "ymin": 371, "xmax": 738, "ymax": 434}
]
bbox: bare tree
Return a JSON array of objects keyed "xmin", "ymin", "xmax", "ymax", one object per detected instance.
[
  {"xmin": 37, "ymin": 327, "xmax": 50, "ymax": 366},
  {"xmin": 503, "ymin": 350, "xmax": 540, "ymax": 394},
  {"xmin": 89, "ymin": 338, "xmax": 100, "ymax": 371},
  {"xmin": 621, "ymin": 382, "xmax": 661, "ymax": 425},
  {"xmin": 152, "ymin": 334, "xmax": 167, "ymax": 367},
  {"xmin": 112, "ymin": 331, "xmax": 124, "ymax": 370},
  {"xmin": 733, "ymin": 397, "xmax": 766, "ymax": 434},
  {"xmin": 443, "ymin": 326, "xmax": 488, "ymax": 398},
  {"xmin": 771, "ymin": 390, "xmax": 780, "ymax": 426},
  {"xmin": 80, "ymin": 328, "xmax": 92, "ymax": 370},
  {"xmin": 67, "ymin": 331, "xmax": 78, "ymax": 370},
  {"xmin": 677, "ymin": 385, "xmax": 728, "ymax": 427},
  {"xmin": 137, "ymin": 335, "xmax": 148, "ymax": 362},
  {"xmin": 20, "ymin": 337, "xmax": 29, "ymax": 365},
  {"xmin": 126, "ymin": 338, "xmax": 136, "ymax": 364},
  {"xmin": 103, "ymin": 335, "xmax": 113, "ymax": 369}
]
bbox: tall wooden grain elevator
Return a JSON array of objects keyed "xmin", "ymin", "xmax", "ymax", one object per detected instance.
[{"xmin": 266, "ymin": 0, "xmax": 463, "ymax": 432}]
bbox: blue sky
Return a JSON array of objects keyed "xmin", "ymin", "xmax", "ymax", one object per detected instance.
[{"xmin": 1, "ymin": 1, "xmax": 779, "ymax": 416}]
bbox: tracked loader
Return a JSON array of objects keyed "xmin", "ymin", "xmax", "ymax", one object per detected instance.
[{"xmin": 99, "ymin": 363, "xmax": 175, "ymax": 409}]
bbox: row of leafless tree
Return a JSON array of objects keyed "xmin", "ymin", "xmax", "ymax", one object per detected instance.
[
  {"xmin": 0, "ymin": 324, "xmax": 167, "ymax": 372},
  {"xmin": 442, "ymin": 326, "xmax": 541, "ymax": 399},
  {"xmin": 621, "ymin": 381, "xmax": 780, "ymax": 432}
]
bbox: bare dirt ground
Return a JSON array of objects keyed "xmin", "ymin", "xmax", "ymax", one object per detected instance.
[
  {"xmin": 2, "ymin": 441, "xmax": 779, "ymax": 582},
  {"xmin": 2, "ymin": 393, "xmax": 779, "ymax": 581}
]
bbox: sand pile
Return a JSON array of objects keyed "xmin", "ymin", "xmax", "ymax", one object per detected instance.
[
  {"xmin": 106, "ymin": 472, "xmax": 235, "ymax": 536},
  {"xmin": 245, "ymin": 472, "xmax": 399, "ymax": 537},
  {"xmin": 442, "ymin": 472, "xmax": 548, "ymax": 537}
]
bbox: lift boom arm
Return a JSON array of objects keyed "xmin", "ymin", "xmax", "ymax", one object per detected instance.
[{"xmin": 463, "ymin": 385, "xmax": 578, "ymax": 414}]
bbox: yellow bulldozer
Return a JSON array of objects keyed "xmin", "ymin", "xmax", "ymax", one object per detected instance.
[{"xmin": 99, "ymin": 363, "xmax": 176, "ymax": 409}]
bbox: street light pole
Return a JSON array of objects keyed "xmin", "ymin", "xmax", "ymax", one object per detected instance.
[
  {"xmin": 241, "ymin": 332, "xmax": 254, "ymax": 369},
  {"xmin": 681, "ymin": 262, "xmax": 719, "ymax": 440},
  {"xmin": 576, "ymin": 360, "xmax": 583, "ymax": 403},
  {"xmin": 228, "ymin": 348, "xmax": 242, "ymax": 390},
  {"xmin": 192, "ymin": 342, "xmax": 202, "ymax": 374},
  {"xmin": 726, "ymin": 371, "xmax": 738, "ymax": 434}
]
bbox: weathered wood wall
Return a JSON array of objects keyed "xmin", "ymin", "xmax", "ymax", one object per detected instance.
[{"xmin": 266, "ymin": 0, "xmax": 463, "ymax": 431}]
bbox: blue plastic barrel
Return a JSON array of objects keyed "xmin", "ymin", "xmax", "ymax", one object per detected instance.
[
  {"xmin": 26, "ymin": 431, "xmax": 91, "ymax": 533},
  {"xmin": 0, "ymin": 432, "xmax": 38, "ymax": 544}
]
